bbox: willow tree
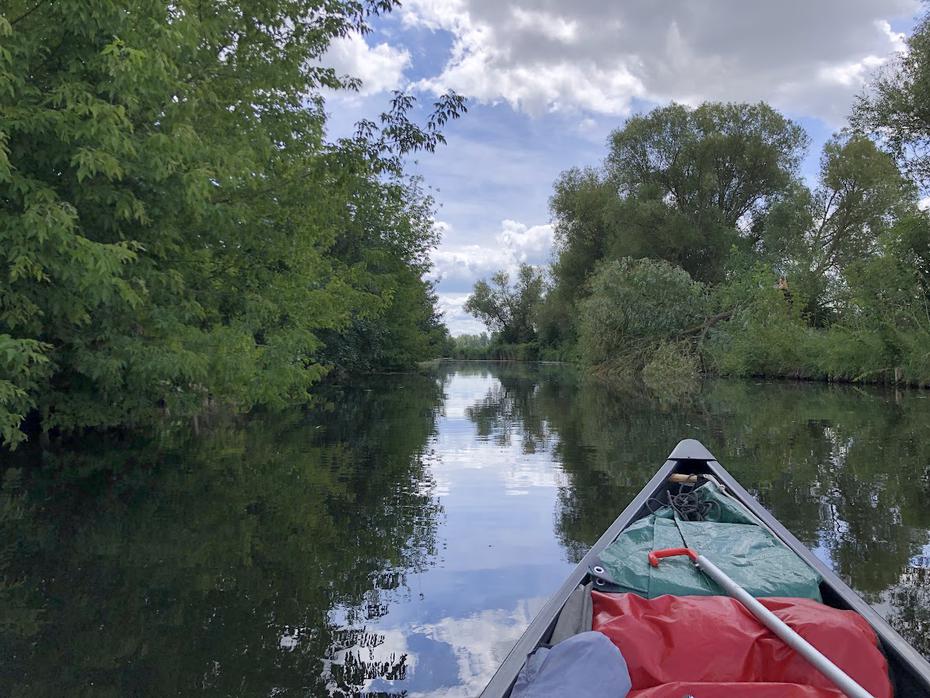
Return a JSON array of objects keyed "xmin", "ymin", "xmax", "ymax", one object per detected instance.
[
  {"xmin": 542, "ymin": 102, "xmax": 807, "ymax": 353},
  {"xmin": 550, "ymin": 102, "xmax": 807, "ymax": 293},
  {"xmin": 0, "ymin": 1, "xmax": 463, "ymax": 446},
  {"xmin": 577, "ymin": 257, "xmax": 707, "ymax": 381},
  {"xmin": 758, "ymin": 134, "xmax": 916, "ymax": 321}
]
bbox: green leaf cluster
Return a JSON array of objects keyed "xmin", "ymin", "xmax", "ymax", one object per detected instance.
[{"xmin": 578, "ymin": 257, "xmax": 705, "ymax": 375}]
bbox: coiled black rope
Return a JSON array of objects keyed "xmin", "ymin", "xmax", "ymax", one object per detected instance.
[{"xmin": 646, "ymin": 481, "xmax": 720, "ymax": 521}]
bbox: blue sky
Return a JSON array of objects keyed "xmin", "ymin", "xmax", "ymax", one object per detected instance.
[{"xmin": 323, "ymin": 0, "xmax": 922, "ymax": 334}]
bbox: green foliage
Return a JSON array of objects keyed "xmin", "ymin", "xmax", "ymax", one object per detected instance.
[
  {"xmin": 854, "ymin": 10, "xmax": 930, "ymax": 185},
  {"xmin": 550, "ymin": 102, "xmax": 806, "ymax": 296},
  {"xmin": 464, "ymin": 264, "xmax": 544, "ymax": 345},
  {"xmin": 549, "ymin": 167, "xmax": 614, "ymax": 307},
  {"xmin": 534, "ymin": 96, "xmax": 930, "ymax": 388},
  {"xmin": 759, "ymin": 134, "xmax": 914, "ymax": 320},
  {"xmin": 536, "ymin": 283, "xmax": 578, "ymax": 354},
  {"xmin": 0, "ymin": 335, "xmax": 49, "ymax": 446},
  {"xmin": 449, "ymin": 332, "xmax": 492, "ymax": 359},
  {"xmin": 578, "ymin": 258, "xmax": 706, "ymax": 378},
  {"xmin": 317, "ymin": 174, "xmax": 451, "ymax": 373},
  {"xmin": 0, "ymin": 0, "xmax": 463, "ymax": 445},
  {"xmin": 705, "ymin": 238, "xmax": 930, "ymax": 386},
  {"xmin": 706, "ymin": 307, "xmax": 813, "ymax": 380},
  {"xmin": 448, "ymin": 333, "xmax": 541, "ymax": 361},
  {"xmin": 607, "ymin": 103, "xmax": 807, "ymax": 230},
  {"xmin": 541, "ymin": 102, "xmax": 808, "ymax": 356}
]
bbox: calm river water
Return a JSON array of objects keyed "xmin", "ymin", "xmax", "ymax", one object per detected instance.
[{"xmin": 2, "ymin": 361, "xmax": 929, "ymax": 696}]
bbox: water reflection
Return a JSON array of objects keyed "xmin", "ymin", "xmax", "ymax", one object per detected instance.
[
  {"xmin": 1, "ymin": 363, "xmax": 929, "ymax": 696},
  {"xmin": 467, "ymin": 367, "xmax": 930, "ymax": 660},
  {"xmin": 0, "ymin": 374, "xmax": 445, "ymax": 697}
]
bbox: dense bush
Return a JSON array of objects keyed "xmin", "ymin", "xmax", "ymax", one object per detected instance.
[{"xmin": 578, "ymin": 258, "xmax": 706, "ymax": 377}]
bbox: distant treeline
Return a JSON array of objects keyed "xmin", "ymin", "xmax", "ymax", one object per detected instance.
[
  {"xmin": 448, "ymin": 333, "xmax": 541, "ymax": 362},
  {"xmin": 464, "ymin": 10, "xmax": 930, "ymax": 391},
  {"xmin": 0, "ymin": 1, "xmax": 464, "ymax": 447}
]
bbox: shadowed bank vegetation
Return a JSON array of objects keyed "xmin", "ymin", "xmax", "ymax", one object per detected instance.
[{"xmin": 464, "ymin": 12, "xmax": 930, "ymax": 389}]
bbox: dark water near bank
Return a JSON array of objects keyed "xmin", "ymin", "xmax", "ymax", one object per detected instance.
[{"xmin": 2, "ymin": 362, "xmax": 929, "ymax": 696}]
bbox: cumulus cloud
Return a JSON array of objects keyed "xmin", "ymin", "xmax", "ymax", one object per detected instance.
[
  {"xmin": 431, "ymin": 220, "xmax": 553, "ymax": 286},
  {"xmin": 497, "ymin": 219, "xmax": 554, "ymax": 265},
  {"xmin": 429, "ymin": 219, "xmax": 554, "ymax": 334},
  {"xmin": 402, "ymin": 0, "xmax": 917, "ymax": 123},
  {"xmin": 323, "ymin": 32, "xmax": 411, "ymax": 96},
  {"xmin": 435, "ymin": 293, "xmax": 487, "ymax": 336}
]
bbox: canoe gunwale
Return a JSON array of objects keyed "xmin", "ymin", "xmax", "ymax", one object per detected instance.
[{"xmin": 478, "ymin": 438, "xmax": 930, "ymax": 698}]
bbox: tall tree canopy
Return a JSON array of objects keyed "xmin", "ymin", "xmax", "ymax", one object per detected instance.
[
  {"xmin": 0, "ymin": 0, "xmax": 464, "ymax": 446},
  {"xmin": 759, "ymin": 134, "xmax": 915, "ymax": 320},
  {"xmin": 537, "ymin": 98, "xmax": 929, "ymax": 387},
  {"xmin": 550, "ymin": 102, "xmax": 807, "ymax": 296}
]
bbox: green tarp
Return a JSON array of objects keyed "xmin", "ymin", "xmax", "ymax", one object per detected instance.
[{"xmin": 593, "ymin": 482, "xmax": 822, "ymax": 600}]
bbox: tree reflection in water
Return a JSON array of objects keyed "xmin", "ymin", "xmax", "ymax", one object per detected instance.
[
  {"xmin": 459, "ymin": 363, "xmax": 930, "ymax": 658},
  {"xmin": 2, "ymin": 363, "xmax": 930, "ymax": 696},
  {"xmin": 0, "ymin": 373, "xmax": 445, "ymax": 697}
]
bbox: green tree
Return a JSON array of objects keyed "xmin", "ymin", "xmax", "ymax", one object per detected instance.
[
  {"xmin": 550, "ymin": 102, "xmax": 807, "ymax": 296},
  {"xmin": 450, "ymin": 332, "xmax": 492, "ymax": 359},
  {"xmin": 464, "ymin": 264, "xmax": 544, "ymax": 345},
  {"xmin": 578, "ymin": 258, "xmax": 706, "ymax": 379},
  {"xmin": 548, "ymin": 167, "xmax": 615, "ymax": 311},
  {"xmin": 0, "ymin": 1, "xmax": 464, "ymax": 446},
  {"xmin": 760, "ymin": 135, "xmax": 915, "ymax": 320},
  {"xmin": 546, "ymin": 99, "xmax": 930, "ymax": 386},
  {"xmin": 317, "ymin": 174, "xmax": 450, "ymax": 373},
  {"xmin": 853, "ymin": 8, "xmax": 930, "ymax": 185},
  {"xmin": 607, "ymin": 102, "xmax": 806, "ymax": 237}
]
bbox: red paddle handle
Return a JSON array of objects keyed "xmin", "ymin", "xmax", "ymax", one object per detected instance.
[{"xmin": 648, "ymin": 547, "xmax": 698, "ymax": 567}]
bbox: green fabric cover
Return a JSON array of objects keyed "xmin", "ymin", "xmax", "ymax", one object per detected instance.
[{"xmin": 595, "ymin": 482, "xmax": 822, "ymax": 600}]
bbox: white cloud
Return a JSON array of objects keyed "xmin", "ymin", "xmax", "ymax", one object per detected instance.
[
  {"xmin": 323, "ymin": 32, "xmax": 411, "ymax": 96},
  {"xmin": 511, "ymin": 8, "xmax": 579, "ymax": 44},
  {"xmin": 408, "ymin": 598, "xmax": 547, "ymax": 698},
  {"xmin": 402, "ymin": 0, "xmax": 918, "ymax": 123},
  {"xmin": 430, "ymin": 245, "xmax": 506, "ymax": 287},
  {"xmin": 497, "ymin": 220, "xmax": 554, "ymax": 265},
  {"xmin": 436, "ymin": 292, "xmax": 486, "ymax": 336}
]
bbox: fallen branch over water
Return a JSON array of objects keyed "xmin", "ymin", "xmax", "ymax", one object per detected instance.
[{"xmin": 678, "ymin": 311, "xmax": 734, "ymax": 341}]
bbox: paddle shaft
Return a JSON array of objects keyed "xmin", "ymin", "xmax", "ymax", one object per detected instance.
[{"xmin": 694, "ymin": 552, "xmax": 874, "ymax": 698}]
